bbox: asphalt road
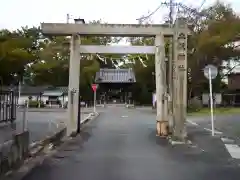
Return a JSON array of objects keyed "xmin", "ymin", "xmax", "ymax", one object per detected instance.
[{"xmin": 22, "ymin": 107, "xmax": 240, "ymax": 180}]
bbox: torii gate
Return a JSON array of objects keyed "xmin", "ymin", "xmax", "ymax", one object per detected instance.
[{"xmin": 41, "ymin": 18, "xmax": 190, "ymax": 139}]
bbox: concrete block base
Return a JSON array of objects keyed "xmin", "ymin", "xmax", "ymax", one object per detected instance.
[{"xmin": 168, "ymin": 137, "xmax": 192, "ymax": 146}]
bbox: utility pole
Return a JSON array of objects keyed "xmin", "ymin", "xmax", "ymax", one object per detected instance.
[
  {"xmin": 67, "ymin": 14, "xmax": 70, "ymax": 23},
  {"xmin": 169, "ymin": 0, "xmax": 174, "ymax": 134},
  {"xmin": 164, "ymin": 0, "xmax": 175, "ymax": 134},
  {"xmin": 169, "ymin": 0, "xmax": 174, "ymax": 25}
]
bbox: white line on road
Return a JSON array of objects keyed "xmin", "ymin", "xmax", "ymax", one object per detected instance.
[
  {"xmin": 188, "ymin": 121, "xmax": 240, "ymax": 159},
  {"xmin": 81, "ymin": 113, "xmax": 95, "ymax": 124},
  {"xmin": 203, "ymin": 127, "xmax": 223, "ymax": 134},
  {"xmin": 221, "ymin": 137, "xmax": 235, "ymax": 143},
  {"xmin": 223, "ymin": 143, "xmax": 240, "ymax": 159},
  {"xmin": 187, "ymin": 120, "xmax": 199, "ymax": 126},
  {"xmin": 187, "ymin": 120, "xmax": 223, "ymax": 135}
]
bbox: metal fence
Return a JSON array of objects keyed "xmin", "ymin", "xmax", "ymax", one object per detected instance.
[{"xmin": 0, "ymin": 90, "xmax": 17, "ymax": 123}]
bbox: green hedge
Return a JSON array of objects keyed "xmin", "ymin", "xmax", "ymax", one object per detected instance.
[{"xmin": 28, "ymin": 100, "xmax": 45, "ymax": 108}]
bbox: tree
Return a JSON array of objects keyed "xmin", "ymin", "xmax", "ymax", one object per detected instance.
[
  {"xmin": 29, "ymin": 36, "xmax": 70, "ymax": 85},
  {"xmin": 187, "ymin": 2, "xmax": 240, "ymax": 97},
  {"xmin": 0, "ymin": 28, "xmax": 40, "ymax": 85}
]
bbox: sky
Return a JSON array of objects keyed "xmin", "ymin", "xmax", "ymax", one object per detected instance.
[{"xmin": 0, "ymin": 0, "xmax": 240, "ymax": 30}]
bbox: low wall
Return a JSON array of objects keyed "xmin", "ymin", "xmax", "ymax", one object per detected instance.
[{"xmin": 0, "ymin": 131, "xmax": 29, "ymax": 177}]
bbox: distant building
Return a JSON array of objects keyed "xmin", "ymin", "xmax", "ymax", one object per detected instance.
[
  {"xmin": 227, "ymin": 73, "xmax": 240, "ymax": 90},
  {"xmin": 222, "ymin": 73, "xmax": 240, "ymax": 106},
  {"xmin": 41, "ymin": 86, "xmax": 68, "ymax": 106},
  {"xmin": 1, "ymin": 86, "xmax": 68, "ymax": 106},
  {"xmin": 95, "ymin": 68, "xmax": 136, "ymax": 104},
  {"xmin": 19, "ymin": 86, "xmax": 48, "ymax": 104}
]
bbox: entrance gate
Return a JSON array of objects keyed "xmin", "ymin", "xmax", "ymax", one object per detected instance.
[{"xmin": 41, "ymin": 18, "xmax": 190, "ymax": 138}]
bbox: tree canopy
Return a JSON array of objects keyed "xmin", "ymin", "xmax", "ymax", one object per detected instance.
[{"xmin": 187, "ymin": 2, "xmax": 240, "ymax": 96}]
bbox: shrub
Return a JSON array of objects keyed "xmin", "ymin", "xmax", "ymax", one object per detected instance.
[
  {"xmin": 28, "ymin": 100, "xmax": 45, "ymax": 108},
  {"xmin": 187, "ymin": 97, "xmax": 202, "ymax": 112}
]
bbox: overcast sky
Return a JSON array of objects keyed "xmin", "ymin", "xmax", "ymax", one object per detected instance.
[{"xmin": 1, "ymin": 0, "xmax": 239, "ymax": 30}]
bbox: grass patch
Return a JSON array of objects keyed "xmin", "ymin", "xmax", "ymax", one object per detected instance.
[{"xmin": 188, "ymin": 107, "xmax": 240, "ymax": 116}]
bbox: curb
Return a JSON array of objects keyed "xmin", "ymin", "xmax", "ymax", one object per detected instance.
[
  {"xmin": 28, "ymin": 112, "xmax": 98, "ymax": 150},
  {"xmin": 2, "ymin": 112, "xmax": 100, "ymax": 180},
  {"xmin": 81, "ymin": 112, "xmax": 99, "ymax": 125},
  {"xmin": 28, "ymin": 127, "xmax": 67, "ymax": 157}
]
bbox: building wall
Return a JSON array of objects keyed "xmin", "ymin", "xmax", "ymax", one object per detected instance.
[
  {"xmin": 152, "ymin": 93, "xmax": 156, "ymax": 107},
  {"xmin": 228, "ymin": 74, "xmax": 240, "ymax": 90},
  {"xmin": 41, "ymin": 95, "xmax": 68, "ymax": 105},
  {"xmin": 18, "ymin": 95, "xmax": 38, "ymax": 104},
  {"xmin": 202, "ymin": 93, "xmax": 222, "ymax": 105},
  {"xmin": 18, "ymin": 94, "xmax": 68, "ymax": 105},
  {"xmin": 41, "ymin": 96, "xmax": 48, "ymax": 104}
]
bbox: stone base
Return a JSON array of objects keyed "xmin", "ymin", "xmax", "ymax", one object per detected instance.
[
  {"xmin": 156, "ymin": 121, "xmax": 169, "ymax": 137},
  {"xmin": 168, "ymin": 136, "xmax": 192, "ymax": 145}
]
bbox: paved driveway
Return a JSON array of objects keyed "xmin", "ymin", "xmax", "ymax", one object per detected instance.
[
  {"xmin": 136, "ymin": 107, "xmax": 240, "ymax": 141},
  {"xmin": 22, "ymin": 107, "xmax": 240, "ymax": 180},
  {"xmin": 188, "ymin": 114, "xmax": 240, "ymax": 140},
  {"xmin": 16, "ymin": 110, "xmax": 91, "ymax": 143},
  {"xmin": 0, "ymin": 109, "xmax": 90, "ymax": 145}
]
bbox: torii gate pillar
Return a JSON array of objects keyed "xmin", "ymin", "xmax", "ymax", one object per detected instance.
[
  {"xmin": 67, "ymin": 35, "xmax": 81, "ymax": 135},
  {"xmin": 155, "ymin": 34, "xmax": 168, "ymax": 136}
]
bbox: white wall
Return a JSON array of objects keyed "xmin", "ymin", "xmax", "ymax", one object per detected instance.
[
  {"xmin": 152, "ymin": 93, "xmax": 156, "ymax": 106},
  {"xmin": 62, "ymin": 96, "xmax": 68, "ymax": 104},
  {"xmin": 215, "ymin": 94, "xmax": 222, "ymax": 105},
  {"xmin": 41, "ymin": 95, "xmax": 68, "ymax": 104},
  {"xmin": 18, "ymin": 95, "xmax": 38, "ymax": 104},
  {"xmin": 18, "ymin": 95, "xmax": 69, "ymax": 105},
  {"xmin": 202, "ymin": 93, "xmax": 222, "ymax": 105},
  {"xmin": 41, "ymin": 96, "xmax": 48, "ymax": 104},
  {"xmin": 202, "ymin": 94, "xmax": 209, "ymax": 105}
]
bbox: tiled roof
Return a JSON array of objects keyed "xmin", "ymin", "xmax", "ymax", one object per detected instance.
[
  {"xmin": 57, "ymin": 86, "xmax": 68, "ymax": 94},
  {"xmin": 0, "ymin": 86, "xmax": 47, "ymax": 95},
  {"xmin": 21, "ymin": 86, "xmax": 48, "ymax": 95},
  {"xmin": 95, "ymin": 68, "xmax": 136, "ymax": 83},
  {"xmin": 0, "ymin": 86, "xmax": 68, "ymax": 95},
  {"xmin": 42, "ymin": 91, "xmax": 63, "ymax": 96},
  {"xmin": 45, "ymin": 86, "xmax": 68, "ymax": 95}
]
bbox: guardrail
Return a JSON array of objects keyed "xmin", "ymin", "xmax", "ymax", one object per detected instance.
[{"xmin": 0, "ymin": 90, "xmax": 17, "ymax": 123}]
